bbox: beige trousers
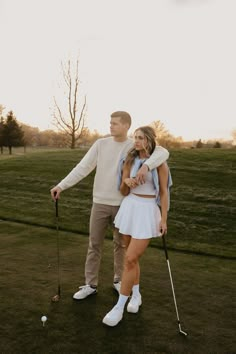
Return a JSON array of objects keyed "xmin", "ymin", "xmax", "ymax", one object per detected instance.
[{"xmin": 85, "ymin": 203, "xmax": 125, "ymax": 286}]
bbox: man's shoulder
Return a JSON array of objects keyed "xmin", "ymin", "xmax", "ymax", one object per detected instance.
[
  {"xmin": 95, "ymin": 136, "xmax": 113, "ymax": 145},
  {"xmin": 96, "ymin": 136, "xmax": 132, "ymax": 146}
]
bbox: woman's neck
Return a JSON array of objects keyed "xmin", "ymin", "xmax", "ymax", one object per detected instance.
[{"xmin": 138, "ymin": 151, "xmax": 150, "ymax": 159}]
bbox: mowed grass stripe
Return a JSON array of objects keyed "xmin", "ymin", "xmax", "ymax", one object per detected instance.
[{"xmin": 0, "ymin": 148, "xmax": 235, "ymax": 258}]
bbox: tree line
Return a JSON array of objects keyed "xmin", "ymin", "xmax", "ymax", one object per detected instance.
[
  {"xmin": 0, "ymin": 104, "xmax": 186, "ymax": 155},
  {"xmin": 0, "ymin": 107, "xmax": 101, "ymax": 155},
  {"xmin": 1, "ymin": 108, "xmax": 233, "ymax": 155}
]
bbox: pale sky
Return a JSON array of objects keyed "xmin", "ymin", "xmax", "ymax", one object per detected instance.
[{"xmin": 0, "ymin": 0, "xmax": 235, "ymax": 141}]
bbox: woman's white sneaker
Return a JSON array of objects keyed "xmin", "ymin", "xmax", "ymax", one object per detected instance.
[
  {"xmin": 73, "ymin": 285, "xmax": 97, "ymax": 300},
  {"xmin": 102, "ymin": 306, "xmax": 124, "ymax": 327},
  {"xmin": 127, "ymin": 294, "xmax": 142, "ymax": 313}
]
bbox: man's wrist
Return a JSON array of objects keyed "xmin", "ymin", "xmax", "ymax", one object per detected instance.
[{"xmin": 143, "ymin": 163, "xmax": 150, "ymax": 171}]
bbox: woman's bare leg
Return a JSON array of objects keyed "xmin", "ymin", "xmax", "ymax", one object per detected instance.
[
  {"xmin": 102, "ymin": 237, "xmax": 150, "ymax": 326},
  {"xmin": 120, "ymin": 238, "xmax": 150, "ymax": 296}
]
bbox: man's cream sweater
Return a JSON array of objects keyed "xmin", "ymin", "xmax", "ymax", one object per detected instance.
[{"xmin": 57, "ymin": 137, "xmax": 169, "ymax": 206}]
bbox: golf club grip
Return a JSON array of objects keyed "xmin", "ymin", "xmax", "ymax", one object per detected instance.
[{"xmin": 162, "ymin": 235, "xmax": 168, "ymax": 260}]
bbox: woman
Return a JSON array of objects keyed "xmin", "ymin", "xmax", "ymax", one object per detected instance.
[{"xmin": 102, "ymin": 126, "xmax": 169, "ymax": 327}]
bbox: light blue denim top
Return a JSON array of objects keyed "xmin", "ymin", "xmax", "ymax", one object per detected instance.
[{"xmin": 117, "ymin": 157, "xmax": 173, "ymax": 210}]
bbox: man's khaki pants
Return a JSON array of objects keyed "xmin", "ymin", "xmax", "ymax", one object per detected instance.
[{"xmin": 85, "ymin": 203, "xmax": 125, "ymax": 286}]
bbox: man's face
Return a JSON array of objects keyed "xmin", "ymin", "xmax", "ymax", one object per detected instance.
[{"xmin": 110, "ymin": 117, "xmax": 129, "ymax": 137}]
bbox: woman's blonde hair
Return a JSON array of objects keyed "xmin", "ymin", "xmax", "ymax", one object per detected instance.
[{"xmin": 125, "ymin": 126, "xmax": 156, "ymax": 167}]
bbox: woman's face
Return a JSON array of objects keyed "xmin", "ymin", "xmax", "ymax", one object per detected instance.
[{"xmin": 134, "ymin": 129, "xmax": 148, "ymax": 151}]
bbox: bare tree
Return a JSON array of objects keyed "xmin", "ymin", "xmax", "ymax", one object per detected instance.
[{"xmin": 53, "ymin": 58, "xmax": 87, "ymax": 149}]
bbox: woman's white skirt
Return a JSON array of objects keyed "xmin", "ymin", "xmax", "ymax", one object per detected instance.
[{"xmin": 114, "ymin": 194, "xmax": 162, "ymax": 239}]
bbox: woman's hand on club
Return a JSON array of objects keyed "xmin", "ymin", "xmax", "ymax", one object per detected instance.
[{"xmin": 159, "ymin": 220, "xmax": 167, "ymax": 236}]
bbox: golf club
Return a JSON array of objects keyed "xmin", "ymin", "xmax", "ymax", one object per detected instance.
[
  {"xmin": 51, "ymin": 194, "xmax": 61, "ymax": 302},
  {"xmin": 162, "ymin": 235, "xmax": 188, "ymax": 336}
]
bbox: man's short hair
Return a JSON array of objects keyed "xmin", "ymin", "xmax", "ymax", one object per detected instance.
[{"xmin": 111, "ymin": 111, "xmax": 132, "ymax": 128}]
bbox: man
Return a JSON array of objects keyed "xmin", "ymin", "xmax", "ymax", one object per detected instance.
[{"xmin": 51, "ymin": 111, "xmax": 169, "ymax": 300}]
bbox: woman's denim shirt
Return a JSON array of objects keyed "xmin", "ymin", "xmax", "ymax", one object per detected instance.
[{"xmin": 117, "ymin": 157, "xmax": 173, "ymax": 211}]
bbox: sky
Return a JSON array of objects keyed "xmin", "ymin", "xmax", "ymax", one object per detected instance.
[{"xmin": 0, "ymin": 0, "xmax": 235, "ymax": 141}]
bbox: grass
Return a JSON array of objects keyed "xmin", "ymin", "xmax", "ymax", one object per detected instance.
[
  {"xmin": 0, "ymin": 221, "xmax": 235, "ymax": 354},
  {"xmin": 0, "ymin": 147, "xmax": 235, "ymax": 353},
  {"xmin": 0, "ymin": 147, "xmax": 235, "ymax": 258}
]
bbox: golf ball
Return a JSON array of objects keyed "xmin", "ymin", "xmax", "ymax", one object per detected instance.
[{"xmin": 41, "ymin": 315, "xmax": 47, "ymax": 322}]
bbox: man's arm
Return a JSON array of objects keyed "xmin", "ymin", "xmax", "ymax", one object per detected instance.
[
  {"xmin": 136, "ymin": 146, "xmax": 169, "ymax": 184},
  {"xmin": 50, "ymin": 141, "xmax": 98, "ymax": 201}
]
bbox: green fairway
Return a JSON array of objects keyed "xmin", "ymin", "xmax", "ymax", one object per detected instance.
[
  {"xmin": 0, "ymin": 148, "xmax": 235, "ymax": 353},
  {"xmin": 0, "ymin": 148, "xmax": 235, "ymax": 257},
  {"xmin": 0, "ymin": 221, "xmax": 235, "ymax": 354}
]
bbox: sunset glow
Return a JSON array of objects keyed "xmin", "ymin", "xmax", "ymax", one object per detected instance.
[{"xmin": 0, "ymin": 0, "xmax": 235, "ymax": 141}]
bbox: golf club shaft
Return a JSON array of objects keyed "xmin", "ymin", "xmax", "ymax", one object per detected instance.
[
  {"xmin": 55, "ymin": 198, "xmax": 61, "ymax": 296},
  {"xmin": 162, "ymin": 235, "xmax": 182, "ymax": 331},
  {"xmin": 55, "ymin": 197, "xmax": 58, "ymax": 218}
]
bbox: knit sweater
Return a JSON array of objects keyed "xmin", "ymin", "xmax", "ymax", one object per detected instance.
[{"xmin": 57, "ymin": 137, "xmax": 169, "ymax": 206}]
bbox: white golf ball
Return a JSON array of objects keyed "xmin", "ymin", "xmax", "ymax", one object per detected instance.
[{"xmin": 41, "ymin": 315, "xmax": 47, "ymax": 322}]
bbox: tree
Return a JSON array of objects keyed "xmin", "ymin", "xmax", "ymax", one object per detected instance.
[
  {"xmin": 150, "ymin": 120, "xmax": 182, "ymax": 148},
  {"xmin": 3, "ymin": 111, "xmax": 24, "ymax": 154},
  {"xmin": 196, "ymin": 139, "xmax": 203, "ymax": 148},
  {"xmin": 0, "ymin": 105, "xmax": 5, "ymax": 154},
  {"xmin": 0, "ymin": 104, "xmax": 5, "ymax": 116},
  {"xmin": 21, "ymin": 123, "xmax": 40, "ymax": 148},
  {"xmin": 53, "ymin": 58, "xmax": 87, "ymax": 149},
  {"xmin": 232, "ymin": 129, "xmax": 236, "ymax": 145},
  {"xmin": 213, "ymin": 141, "xmax": 221, "ymax": 148},
  {"xmin": 79, "ymin": 128, "xmax": 102, "ymax": 146},
  {"xmin": 0, "ymin": 117, "xmax": 4, "ymax": 154}
]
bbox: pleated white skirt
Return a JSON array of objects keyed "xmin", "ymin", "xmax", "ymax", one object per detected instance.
[{"xmin": 114, "ymin": 194, "xmax": 162, "ymax": 239}]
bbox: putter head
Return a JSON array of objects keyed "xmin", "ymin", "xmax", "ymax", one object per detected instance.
[
  {"xmin": 179, "ymin": 329, "xmax": 188, "ymax": 336},
  {"xmin": 51, "ymin": 294, "xmax": 60, "ymax": 302}
]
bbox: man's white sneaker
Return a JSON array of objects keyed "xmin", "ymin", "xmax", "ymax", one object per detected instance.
[
  {"xmin": 113, "ymin": 281, "xmax": 121, "ymax": 294},
  {"xmin": 127, "ymin": 294, "xmax": 142, "ymax": 313},
  {"xmin": 73, "ymin": 285, "xmax": 97, "ymax": 300},
  {"xmin": 102, "ymin": 306, "xmax": 124, "ymax": 327}
]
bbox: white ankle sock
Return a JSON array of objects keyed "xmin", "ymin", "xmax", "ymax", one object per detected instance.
[
  {"xmin": 132, "ymin": 284, "xmax": 140, "ymax": 297},
  {"xmin": 116, "ymin": 294, "xmax": 129, "ymax": 310}
]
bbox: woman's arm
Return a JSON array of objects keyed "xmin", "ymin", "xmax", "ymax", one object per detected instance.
[
  {"xmin": 120, "ymin": 163, "xmax": 135, "ymax": 196},
  {"xmin": 157, "ymin": 162, "xmax": 169, "ymax": 234}
]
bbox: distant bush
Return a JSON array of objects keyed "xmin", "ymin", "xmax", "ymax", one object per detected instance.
[{"xmin": 213, "ymin": 141, "xmax": 221, "ymax": 148}]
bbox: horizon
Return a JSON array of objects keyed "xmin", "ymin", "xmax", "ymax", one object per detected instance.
[{"xmin": 8, "ymin": 116, "xmax": 234, "ymax": 144}]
